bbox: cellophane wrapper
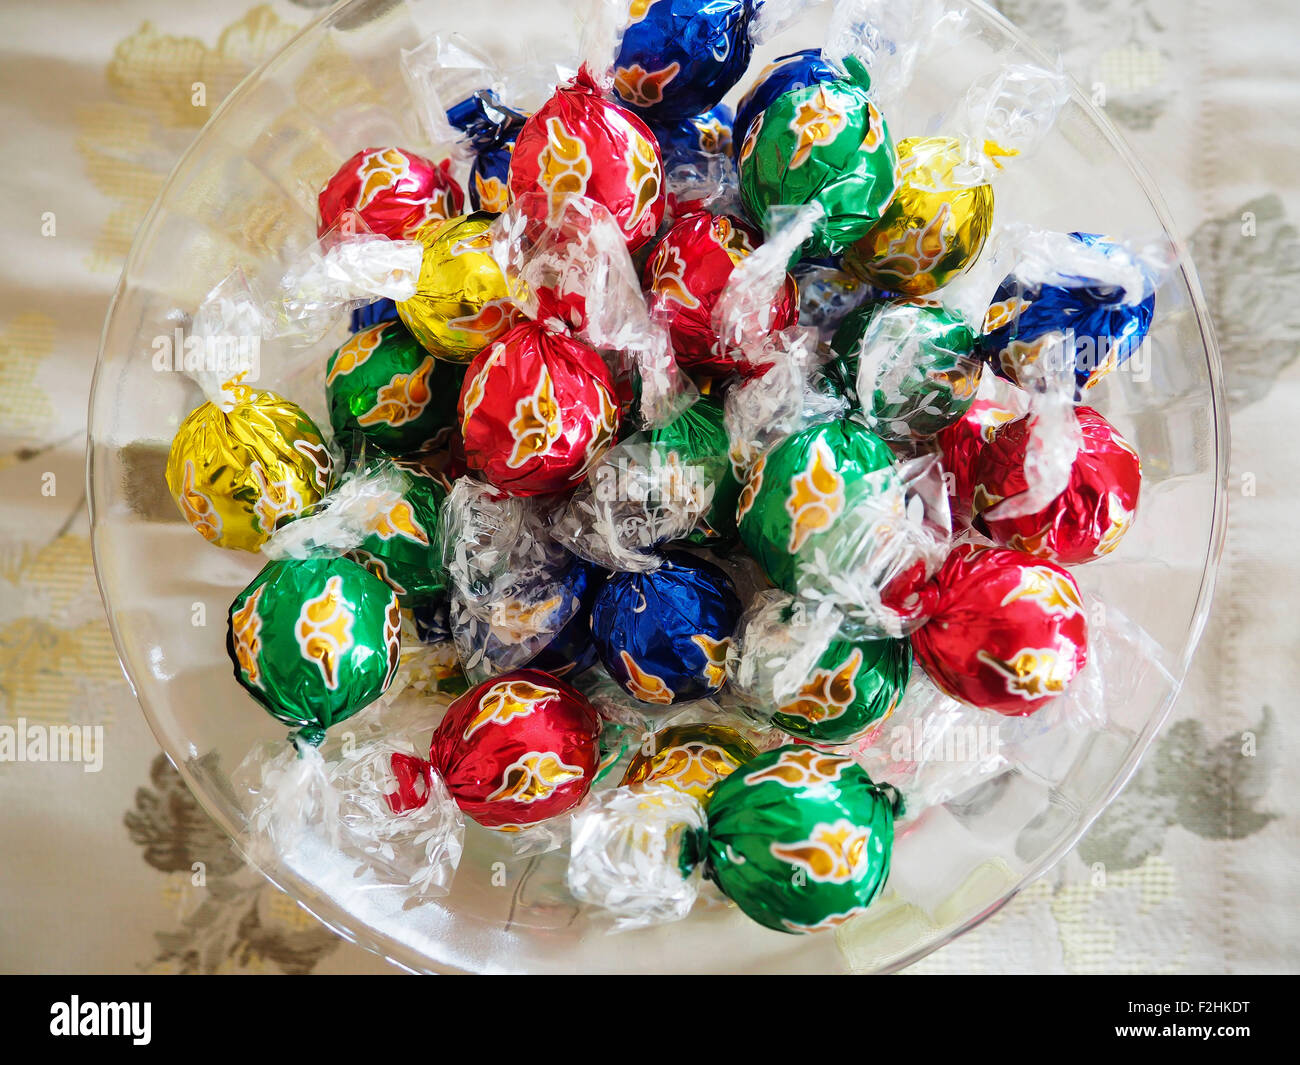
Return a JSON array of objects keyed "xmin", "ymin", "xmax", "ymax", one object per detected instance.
[
  {"xmin": 269, "ymin": 215, "xmax": 422, "ymax": 346},
  {"xmin": 551, "ymin": 439, "xmax": 717, "ymax": 572},
  {"xmin": 712, "ymin": 203, "xmax": 823, "ymax": 358},
  {"xmin": 260, "ymin": 463, "xmax": 408, "ymax": 561},
  {"xmin": 850, "ymin": 301, "xmax": 985, "ymax": 441},
  {"xmin": 187, "ymin": 269, "xmax": 273, "ymax": 409},
  {"xmin": 797, "ymin": 452, "xmax": 954, "ymax": 638},
  {"xmin": 943, "ymin": 63, "xmax": 1070, "ymax": 188},
  {"xmin": 723, "ymin": 327, "xmax": 846, "ymax": 482},
  {"xmin": 726, "ymin": 590, "xmax": 848, "ymax": 716},
  {"xmin": 400, "ymin": 30, "xmax": 499, "ymax": 157},
  {"xmin": 567, "ymin": 782, "xmax": 707, "ymax": 930},
  {"xmin": 232, "ymin": 723, "xmax": 466, "ymax": 901},
  {"xmin": 491, "ymin": 192, "xmax": 696, "ymax": 428},
  {"xmin": 823, "ymin": 0, "xmax": 956, "ymax": 106},
  {"xmin": 441, "ymin": 478, "xmax": 580, "ymax": 681}
]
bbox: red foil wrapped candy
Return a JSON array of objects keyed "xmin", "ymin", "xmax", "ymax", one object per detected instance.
[
  {"xmin": 428, "ymin": 669, "xmax": 602, "ymax": 828},
  {"xmin": 318, "ymin": 147, "xmax": 465, "ymax": 240},
  {"xmin": 971, "ymin": 406, "xmax": 1141, "ymax": 564},
  {"xmin": 644, "ymin": 211, "xmax": 798, "ymax": 377},
  {"xmin": 911, "ymin": 544, "xmax": 1089, "ymax": 715},
  {"xmin": 458, "ymin": 321, "xmax": 620, "ymax": 495},
  {"xmin": 508, "ymin": 71, "xmax": 667, "ymax": 252},
  {"xmin": 936, "ymin": 397, "xmax": 1025, "ymax": 524}
]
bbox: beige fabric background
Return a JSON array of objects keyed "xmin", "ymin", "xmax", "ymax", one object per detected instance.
[{"xmin": 0, "ymin": 0, "xmax": 1295, "ymax": 973}]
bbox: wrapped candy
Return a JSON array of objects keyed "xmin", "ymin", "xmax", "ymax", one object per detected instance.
[
  {"xmin": 649, "ymin": 393, "xmax": 741, "ymax": 542},
  {"xmin": 935, "ymin": 392, "xmax": 1028, "ymax": 521},
  {"xmin": 406, "ymin": 669, "xmax": 603, "ymax": 827},
  {"xmin": 325, "ymin": 319, "xmax": 465, "ymax": 456},
  {"xmin": 644, "ymin": 211, "xmax": 798, "ymax": 378},
  {"xmin": 620, "ymin": 722, "xmax": 758, "ymax": 802},
  {"xmin": 166, "ymin": 383, "xmax": 333, "ymax": 553},
  {"xmin": 412, "ymin": 595, "xmax": 453, "ymax": 645},
  {"xmin": 842, "ymin": 136, "xmax": 993, "ymax": 295},
  {"xmin": 791, "ymin": 258, "xmax": 875, "ymax": 341},
  {"xmin": 732, "ymin": 48, "xmax": 839, "ymax": 156},
  {"xmin": 458, "ymin": 321, "xmax": 621, "ymax": 494},
  {"xmin": 508, "ymin": 69, "xmax": 666, "ymax": 252},
  {"xmin": 227, "ymin": 555, "xmax": 402, "ymax": 746},
  {"xmin": 651, "ymin": 104, "xmax": 734, "ymax": 173},
  {"xmin": 610, "ymin": 0, "xmax": 760, "ymax": 122},
  {"xmin": 979, "ymin": 231, "xmax": 1160, "ymax": 395},
  {"xmin": 491, "ymin": 193, "xmax": 694, "ymax": 429},
  {"xmin": 551, "ymin": 396, "xmax": 737, "ymax": 572},
  {"xmin": 843, "ymin": 64, "xmax": 1068, "ymax": 295},
  {"xmin": 823, "ymin": 298, "xmax": 982, "ymax": 440},
  {"xmin": 568, "ymin": 747, "xmax": 899, "ymax": 932},
  {"xmin": 349, "ymin": 297, "xmax": 400, "ymax": 333},
  {"xmin": 439, "ymin": 476, "xmax": 602, "ymax": 683},
  {"xmin": 971, "ymin": 405, "xmax": 1142, "ymax": 564},
  {"xmin": 736, "ymin": 418, "xmax": 953, "ymax": 636},
  {"xmin": 736, "ymin": 417, "xmax": 895, "ymax": 593},
  {"xmin": 395, "ymin": 213, "xmax": 524, "ymax": 364},
  {"xmin": 260, "ymin": 461, "xmax": 449, "ymax": 608},
  {"xmin": 317, "ymin": 147, "xmax": 464, "ymax": 240},
  {"xmin": 728, "ymin": 591, "xmax": 911, "ymax": 745},
  {"xmin": 737, "ymin": 53, "xmax": 897, "ymax": 259},
  {"xmin": 910, "ymin": 544, "xmax": 1088, "ymax": 714},
  {"xmin": 590, "ymin": 550, "xmax": 741, "ymax": 707},
  {"xmin": 447, "ymin": 90, "xmax": 530, "ymax": 213},
  {"xmin": 349, "ymin": 461, "xmax": 449, "ymax": 605},
  {"xmin": 527, "ymin": 556, "xmax": 606, "ymax": 680}
]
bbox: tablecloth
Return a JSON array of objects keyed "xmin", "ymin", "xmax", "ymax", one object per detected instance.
[{"xmin": 0, "ymin": 0, "xmax": 1295, "ymax": 974}]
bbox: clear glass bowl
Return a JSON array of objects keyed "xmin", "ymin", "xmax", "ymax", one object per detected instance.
[{"xmin": 89, "ymin": 0, "xmax": 1227, "ymax": 973}]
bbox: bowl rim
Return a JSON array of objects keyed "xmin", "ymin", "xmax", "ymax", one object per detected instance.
[{"xmin": 87, "ymin": 0, "xmax": 1229, "ymax": 974}]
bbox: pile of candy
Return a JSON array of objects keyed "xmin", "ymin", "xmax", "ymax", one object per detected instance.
[{"xmin": 164, "ymin": 0, "xmax": 1169, "ymax": 937}]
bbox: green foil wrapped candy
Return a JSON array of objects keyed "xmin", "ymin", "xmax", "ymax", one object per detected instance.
[
  {"xmin": 702, "ymin": 746, "xmax": 897, "ymax": 932},
  {"xmin": 825, "ymin": 299, "xmax": 981, "ymax": 440},
  {"xmin": 347, "ymin": 460, "xmax": 449, "ymax": 607},
  {"xmin": 771, "ymin": 635, "xmax": 911, "ymax": 745},
  {"xmin": 325, "ymin": 320, "xmax": 464, "ymax": 457},
  {"xmin": 738, "ymin": 56, "xmax": 899, "ymax": 260},
  {"xmin": 649, "ymin": 395, "xmax": 742, "ymax": 542},
  {"xmin": 227, "ymin": 555, "xmax": 401, "ymax": 745},
  {"xmin": 736, "ymin": 419, "xmax": 899, "ymax": 593}
]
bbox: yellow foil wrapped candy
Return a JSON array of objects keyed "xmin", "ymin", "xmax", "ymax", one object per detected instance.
[
  {"xmin": 396, "ymin": 213, "xmax": 523, "ymax": 363},
  {"xmin": 165, "ymin": 384, "xmax": 334, "ymax": 552},
  {"xmin": 844, "ymin": 136, "xmax": 996, "ymax": 297},
  {"xmin": 621, "ymin": 723, "xmax": 759, "ymax": 804}
]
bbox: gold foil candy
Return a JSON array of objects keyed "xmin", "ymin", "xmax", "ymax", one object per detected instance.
[
  {"xmin": 396, "ymin": 213, "xmax": 522, "ymax": 363},
  {"xmin": 165, "ymin": 384, "xmax": 333, "ymax": 552},
  {"xmin": 844, "ymin": 136, "xmax": 994, "ymax": 297},
  {"xmin": 621, "ymin": 722, "xmax": 759, "ymax": 804}
]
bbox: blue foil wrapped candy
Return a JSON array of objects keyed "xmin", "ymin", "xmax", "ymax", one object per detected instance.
[
  {"xmin": 447, "ymin": 90, "xmax": 529, "ymax": 214},
  {"xmin": 591, "ymin": 550, "xmax": 741, "ymax": 706},
  {"xmin": 529, "ymin": 556, "xmax": 606, "ymax": 680},
  {"xmin": 412, "ymin": 595, "xmax": 452, "ymax": 644},
  {"xmin": 652, "ymin": 103, "xmax": 735, "ymax": 172},
  {"xmin": 612, "ymin": 0, "xmax": 759, "ymax": 123},
  {"xmin": 349, "ymin": 298, "xmax": 400, "ymax": 334},
  {"xmin": 980, "ymin": 231, "xmax": 1157, "ymax": 397},
  {"xmin": 731, "ymin": 47, "xmax": 839, "ymax": 158}
]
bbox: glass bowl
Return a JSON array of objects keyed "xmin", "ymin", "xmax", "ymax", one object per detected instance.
[{"xmin": 89, "ymin": 0, "xmax": 1227, "ymax": 973}]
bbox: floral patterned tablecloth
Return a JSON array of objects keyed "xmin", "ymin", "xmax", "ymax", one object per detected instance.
[{"xmin": 0, "ymin": 0, "xmax": 1295, "ymax": 974}]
